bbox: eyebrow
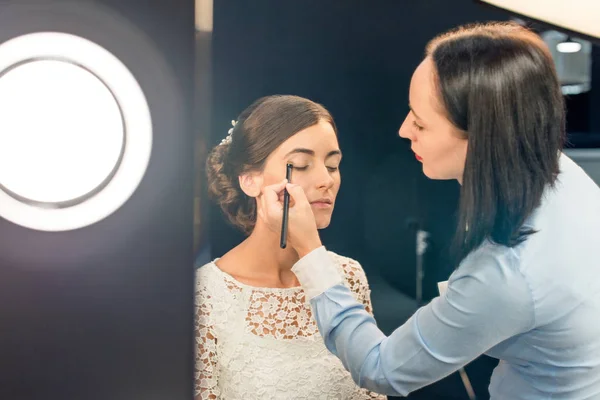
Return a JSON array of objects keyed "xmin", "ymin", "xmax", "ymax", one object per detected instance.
[
  {"xmin": 408, "ymin": 104, "xmax": 423, "ymax": 121},
  {"xmin": 284, "ymin": 148, "xmax": 342, "ymax": 158}
]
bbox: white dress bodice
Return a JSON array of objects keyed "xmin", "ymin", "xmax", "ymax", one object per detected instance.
[{"xmin": 194, "ymin": 251, "xmax": 386, "ymax": 400}]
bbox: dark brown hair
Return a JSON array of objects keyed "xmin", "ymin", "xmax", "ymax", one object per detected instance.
[
  {"xmin": 206, "ymin": 95, "xmax": 336, "ymax": 234},
  {"xmin": 426, "ymin": 22, "xmax": 565, "ymax": 262}
]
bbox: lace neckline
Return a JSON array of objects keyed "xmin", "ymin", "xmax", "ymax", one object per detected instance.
[{"xmin": 209, "ymin": 260, "xmax": 304, "ymax": 293}]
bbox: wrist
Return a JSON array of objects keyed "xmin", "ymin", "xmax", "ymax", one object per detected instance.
[{"xmin": 294, "ymin": 235, "xmax": 322, "ymax": 258}]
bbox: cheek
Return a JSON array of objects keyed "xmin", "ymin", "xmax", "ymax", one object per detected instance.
[
  {"xmin": 261, "ymin": 169, "xmax": 285, "ymax": 186},
  {"xmin": 424, "ymin": 136, "xmax": 467, "ymax": 177},
  {"xmin": 333, "ymin": 175, "xmax": 341, "ymax": 193},
  {"xmin": 283, "ymin": 173, "xmax": 310, "ymax": 191},
  {"xmin": 298, "ymin": 180, "xmax": 316, "ymax": 196},
  {"xmin": 446, "ymin": 136, "xmax": 467, "ymax": 164}
]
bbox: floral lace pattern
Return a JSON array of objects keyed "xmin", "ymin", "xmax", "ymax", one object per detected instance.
[
  {"xmin": 246, "ymin": 290, "xmax": 318, "ymax": 339},
  {"xmin": 194, "ymin": 252, "xmax": 385, "ymax": 400}
]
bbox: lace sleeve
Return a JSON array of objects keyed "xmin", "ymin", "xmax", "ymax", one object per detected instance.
[
  {"xmin": 194, "ymin": 280, "xmax": 220, "ymax": 400},
  {"xmin": 339, "ymin": 257, "xmax": 375, "ymax": 315}
]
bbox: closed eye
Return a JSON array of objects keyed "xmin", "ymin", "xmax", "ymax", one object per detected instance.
[{"xmin": 413, "ymin": 121, "xmax": 424, "ymax": 131}]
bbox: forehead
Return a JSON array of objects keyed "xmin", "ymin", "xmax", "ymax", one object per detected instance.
[
  {"xmin": 275, "ymin": 120, "xmax": 339, "ymax": 154},
  {"xmin": 409, "ymin": 58, "xmax": 442, "ymax": 114}
]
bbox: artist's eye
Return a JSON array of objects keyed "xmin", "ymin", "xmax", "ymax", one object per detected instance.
[
  {"xmin": 292, "ymin": 165, "xmax": 309, "ymax": 171},
  {"xmin": 326, "ymin": 166, "xmax": 339, "ymax": 172}
]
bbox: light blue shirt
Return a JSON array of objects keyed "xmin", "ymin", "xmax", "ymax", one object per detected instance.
[{"xmin": 292, "ymin": 154, "xmax": 600, "ymax": 399}]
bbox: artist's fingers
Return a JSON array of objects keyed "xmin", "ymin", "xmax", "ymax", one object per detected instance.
[
  {"xmin": 265, "ymin": 179, "xmax": 288, "ymax": 198},
  {"xmin": 262, "ymin": 179, "xmax": 287, "ymax": 209},
  {"xmin": 257, "ymin": 179, "xmax": 287, "ymax": 224},
  {"xmin": 285, "ymin": 183, "xmax": 310, "ymax": 209}
]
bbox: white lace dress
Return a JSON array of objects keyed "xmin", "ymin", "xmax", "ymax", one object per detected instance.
[{"xmin": 194, "ymin": 251, "xmax": 387, "ymax": 400}]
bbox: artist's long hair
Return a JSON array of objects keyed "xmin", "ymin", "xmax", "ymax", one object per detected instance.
[{"xmin": 427, "ymin": 22, "xmax": 565, "ymax": 262}]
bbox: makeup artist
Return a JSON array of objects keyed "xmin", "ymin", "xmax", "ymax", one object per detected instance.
[{"xmin": 257, "ymin": 22, "xmax": 600, "ymax": 399}]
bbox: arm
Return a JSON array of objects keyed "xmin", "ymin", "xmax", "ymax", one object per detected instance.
[
  {"xmin": 341, "ymin": 257, "xmax": 388, "ymax": 400},
  {"xmin": 194, "ymin": 286, "xmax": 220, "ymax": 400},
  {"xmin": 293, "ymin": 246, "xmax": 534, "ymax": 397}
]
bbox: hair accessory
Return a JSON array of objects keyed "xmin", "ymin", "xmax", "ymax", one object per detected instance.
[{"xmin": 220, "ymin": 120, "xmax": 237, "ymax": 145}]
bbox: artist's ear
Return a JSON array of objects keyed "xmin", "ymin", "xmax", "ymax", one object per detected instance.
[{"xmin": 239, "ymin": 171, "xmax": 263, "ymax": 198}]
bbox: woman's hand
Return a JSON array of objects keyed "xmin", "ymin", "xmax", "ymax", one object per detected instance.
[{"xmin": 258, "ymin": 179, "xmax": 323, "ymax": 257}]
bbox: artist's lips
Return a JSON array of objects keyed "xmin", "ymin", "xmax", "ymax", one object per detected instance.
[
  {"xmin": 415, "ymin": 154, "xmax": 423, "ymax": 161},
  {"xmin": 310, "ymin": 198, "xmax": 333, "ymax": 209}
]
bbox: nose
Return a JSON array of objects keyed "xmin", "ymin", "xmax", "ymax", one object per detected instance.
[
  {"xmin": 315, "ymin": 165, "xmax": 335, "ymax": 190},
  {"xmin": 398, "ymin": 113, "xmax": 414, "ymax": 141}
]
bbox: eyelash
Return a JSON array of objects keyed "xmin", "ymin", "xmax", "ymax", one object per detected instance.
[
  {"xmin": 413, "ymin": 121, "xmax": 424, "ymax": 131},
  {"xmin": 291, "ymin": 165, "xmax": 339, "ymax": 172}
]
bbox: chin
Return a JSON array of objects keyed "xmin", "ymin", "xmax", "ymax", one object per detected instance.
[
  {"xmin": 423, "ymin": 170, "xmax": 441, "ymax": 180},
  {"xmin": 315, "ymin": 216, "xmax": 332, "ymax": 230},
  {"xmin": 423, "ymin": 166, "xmax": 452, "ymax": 181},
  {"xmin": 312, "ymin": 204, "xmax": 335, "ymax": 230}
]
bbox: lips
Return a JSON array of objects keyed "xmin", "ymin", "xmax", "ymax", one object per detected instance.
[
  {"xmin": 310, "ymin": 198, "xmax": 333, "ymax": 208},
  {"xmin": 412, "ymin": 149, "xmax": 423, "ymax": 161},
  {"xmin": 311, "ymin": 198, "xmax": 332, "ymax": 204}
]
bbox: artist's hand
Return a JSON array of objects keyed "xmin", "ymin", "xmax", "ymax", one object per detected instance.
[{"xmin": 258, "ymin": 179, "xmax": 322, "ymax": 258}]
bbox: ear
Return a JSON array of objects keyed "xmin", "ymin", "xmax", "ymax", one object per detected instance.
[{"xmin": 239, "ymin": 171, "xmax": 263, "ymax": 198}]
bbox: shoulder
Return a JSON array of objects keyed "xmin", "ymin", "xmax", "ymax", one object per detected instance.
[
  {"xmin": 194, "ymin": 261, "xmax": 246, "ymax": 327},
  {"xmin": 460, "ymin": 241, "xmax": 521, "ymax": 274},
  {"xmin": 195, "ymin": 261, "xmax": 219, "ymax": 287},
  {"xmin": 195, "ymin": 261, "xmax": 231, "ymax": 303},
  {"xmin": 452, "ymin": 242, "xmax": 534, "ymax": 321},
  {"xmin": 326, "ymin": 251, "xmax": 370, "ymax": 289},
  {"xmin": 195, "ymin": 260, "xmax": 246, "ymax": 297},
  {"xmin": 454, "ymin": 241, "xmax": 524, "ymax": 286}
]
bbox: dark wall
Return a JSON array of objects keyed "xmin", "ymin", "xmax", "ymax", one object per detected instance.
[
  {"xmin": 209, "ymin": 0, "xmax": 599, "ymax": 299},
  {"xmin": 591, "ymin": 47, "xmax": 600, "ymax": 133}
]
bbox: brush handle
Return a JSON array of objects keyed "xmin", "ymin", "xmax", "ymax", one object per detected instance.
[
  {"xmin": 280, "ymin": 189, "xmax": 290, "ymax": 248},
  {"xmin": 280, "ymin": 164, "xmax": 293, "ymax": 249}
]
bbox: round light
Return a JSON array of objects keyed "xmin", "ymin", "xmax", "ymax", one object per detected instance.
[
  {"xmin": 0, "ymin": 59, "xmax": 125, "ymax": 205},
  {"xmin": 0, "ymin": 32, "xmax": 152, "ymax": 231},
  {"xmin": 557, "ymin": 41, "xmax": 582, "ymax": 53}
]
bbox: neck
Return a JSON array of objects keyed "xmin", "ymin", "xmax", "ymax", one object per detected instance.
[{"xmin": 237, "ymin": 219, "xmax": 301, "ymax": 287}]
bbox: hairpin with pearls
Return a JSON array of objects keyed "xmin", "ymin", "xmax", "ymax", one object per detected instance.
[{"xmin": 220, "ymin": 120, "xmax": 237, "ymax": 146}]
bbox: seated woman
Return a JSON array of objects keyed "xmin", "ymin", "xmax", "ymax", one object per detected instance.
[{"xmin": 194, "ymin": 95, "xmax": 385, "ymax": 400}]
